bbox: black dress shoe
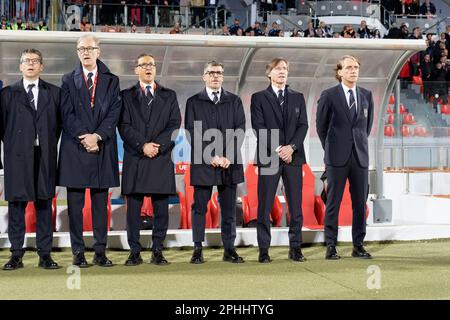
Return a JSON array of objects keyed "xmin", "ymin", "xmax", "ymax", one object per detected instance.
[
  {"xmin": 289, "ymin": 247, "xmax": 306, "ymax": 262},
  {"xmin": 151, "ymin": 250, "xmax": 169, "ymax": 265},
  {"xmin": 190, "ymin": 247, "xmax": 204, "ymax": 264},
  {"xmin": 258, "ymin": 249, "xmax": 272, "ymax": 263},
  {"xmin": 124, "ymin": 252, "xmax": 143, "ymax": 266},
  {"xmin": 93, "ymin": 254, "xmax": 114, "ymax": 267},
  {"xmin": 223, "ymin": 249, "xmax": 245, "ymax": 263},
  {"xmin": 38, "ymin": 255, "xmax": 60, "ymax": 269},
  {"xmin": 352, "ymin": 245, "xmax": 372, "ymax": 259},
  {"xmin": 3, "ymin": 257, "xmax": 23, "ymax": 271},
  {"xmin": 73, "ymin": 252, "xmax": 90, "ymax": 268},
  {"xmin": 325, "ymin": 246, "xmax": 341, "ymax": 260}
]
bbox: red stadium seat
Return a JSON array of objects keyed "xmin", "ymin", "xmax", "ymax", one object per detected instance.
[
  {"xmin": 386, "ymin": 114, "xmax": 394, "ymax": 125},
  {"xmin": 403, "ymin": 113, "xmax": 417, "ymax": 125},
  {"xmin": 241, "ymin": 162, "xmax": 283, "ymax": 227},
  {"xmin": 25, "ymin": 193, "xmax": 59, "ymax": 233},
  {"xmin": 386, "ymin": 106, "xmax": 394, "ymax": 114},
  {"xmin": 82, "ymin": 189, "xmax": 112, "ymax": 231},
  {"xmin": 401, "ymin": 125, "xmax": 414, "ymax": 137},
  {"xmin": 315, "ymin": 180, "xmax": 369, "ymax": 226},
  {"xmin": 441, "ymin": 104, "xmax": 450, "ymax": 114},
  {"xmin": 388, "ymin": 95, "xmax": 395, "ymax": 105},
  {"xmin": 283, "ymin": 164, "xmax": 323, "ymax": 230},
  {"xmin": 414, "ymin": 125, "xmax": 429, "ymax": 137},
  {"xmin": 384, "ymin": 125, "xmax": 395, "ymax": 137},
  {"xmin": 178, "ymin": 164, "xmax": 218, "ymax": 229},
  {"xmin": 399, "ymin": 104, "xmax": 408, "ymax": 114}
]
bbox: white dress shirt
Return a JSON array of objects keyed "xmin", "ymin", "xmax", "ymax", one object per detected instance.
[
  {"xmin": 341, "ymin": 82, "xmax": 358, "ymax": 112},
  {"xmin": 206, "ymin": 87, "xmax": 221, "ymax": 103}
]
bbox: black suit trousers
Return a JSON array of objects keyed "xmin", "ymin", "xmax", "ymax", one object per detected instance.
[
  {"xmin": 257, "ymin": 164, "xmax": 303, "ymax": 249},
  {"xmin": 67, "ymin": 188, "xmax": 108, "ymax": 255},
  {"xmin": 324, "ymin": 149, "xmax": 368, "ymax": 246},
  {"xmin": 192, "ymin": 184, "xmax": 237, "ymax": 250},
  {"xmin": 126, "ymin": 193, "xmax": 169, "ymax": 253},
  {"xmin": 8, "ymin": 199, "xmax": 53, "ymax": 258}
]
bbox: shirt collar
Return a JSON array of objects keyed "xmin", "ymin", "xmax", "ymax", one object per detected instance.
[
  {"xmin": 272, "ymin": 84, "xmax": 285, "ymax": 96},
  {"xmin": 83, "ymin": 66, "xmax": 98, "ymax": 79},
  {"xmin": 341, "ymin": 82, "xmax": 356, "ymax": 95},
  {"xmin": 206, "ymin": 86, "xmax": 221, "ymax": 102},
  {"xmin": 140, "ymin": 81, "xmax": 155, "ymax": 94},
  {"xmin": 23, "ymin": 78, "xmax": 39, "ymax": 90}
]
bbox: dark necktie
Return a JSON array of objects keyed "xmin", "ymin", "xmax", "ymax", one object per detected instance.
[
  {"xmin": 87, "ymin": 72, "xmax": 94, "ymax": 108},
  {"xmin": 27, "ymin": 83, "xmax": 35, "ymax": 110},
  {"xmin": 146, "ymin": 85, "xmax": 153, "ymax": 106},
  {"xmin": 277, "ymin": 89, "xmax": 284, "ymax": 112},
  {"xmin": 348, "ymin": 89, "xmax": 357, "ymax": 121},
  {"xmin": 212, "ymin": 91, "xmax": 219, "ymax": 104}
]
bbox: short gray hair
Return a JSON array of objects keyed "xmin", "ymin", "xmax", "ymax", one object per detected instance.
[{"xmin": 203, "ymin": 60, "xmax": 224, "ymax": 74}]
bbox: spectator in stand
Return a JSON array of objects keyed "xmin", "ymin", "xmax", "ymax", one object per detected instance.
[
  {"xmin": 222, "ymin": 25, "xmax": 230, "ymax": 36},
  {"xmin": 357, "ymin": 20, "xmax": 372, "ymax": 38},
  {"xmin": 420, "ymin": 0, "xmax": 436, "ymax": 16},
  {"xmin": 254, "ymin": 21, "xmax": 264, "ymax": 36},
  {"xmin": 395, "ymin": 0, "xmax": 419, "ymax": 15},
  {"xmin": 130, "ymin": 1, "xmax": 142, "ymax": 26},
  {"xmin": 1, "ymin": 16, "xmax": 10, "ymax": 30},
  {"xmin": 268, "ymin": 21, "xmax": 281, "ymax": 37},
  {"xmin": 342, "ymin": 25, "xmax": 356, "ymax": 38},
  {"xmin": 385, "ymin": 23, "xmax": 402, "ymax": 39},
  {"xmin": 290, "ymin": 28, "xmax": 302, "ymax": 37},
  {"xmin": 80, "ymin": 16, "xmax": 93, "ymax": 32},
  {"xmin": 409, "ymin": 0, "xmax": 420, "ymax": 15},
  {"xmin": 169, "ymin": 22, "xmax": 181, "ymax": 34},
  {"xmin": 130, "ymin": 23, "xmax": 138, "ymax": 33},
  {"xmin": 229, "ymin": 18, "xmax": 242, "ymax": 36},
  {"xmin": 278, "ymin": 30, "xmax": 285, "ymax": 37},
  {"xmin": 159, "ymin": 0, "xmax": 171, "ymax": 28},
  {"xmin": 431, "ymin": 61, "xmax": 448, "ymax": 111},
  {"xmin": 191, "ymin": 0, "xmax": 205, "ymax": 28},
  {"xmin": 409, "ymin": 26, "xmax": 422, "ymax": 40},
  {"xmin": 304, "ymin": 20, "xmax": 317, "ymax": 38},
  {"xmin": 37, "ymin": 20, "xmax": 48, "ymax": 31},
  {"xmin": 143, "ymin": 0, "xmax": 154, "ymax": 27},
  {"xmin": 236, "ymin": 28, "xmax": 243, "ymax": 36},
  {"xmin": 318, "ymin": 21, "xmax": 333, "ymax": 38},
  {"xmin": 433, "ymin": 41, "xmax": 446, "ymax": 63},
  {"xmin": 373, "ymin": 29, "xmax": 382, "ymax": 39},
  {"xmin": 145, "ymin": 25, "xmax": 152, "ymax": 33},
  {"xmin": 25, "ymin": 21, "xmax": 36, "ymax": 31},
  {"xmin": 400, "ymin": 23, "xmax": 409, "ymax": 39},
  {"xmin": 263, "ymin": 25, "xmax": 270, "ymax": 36},
  {"xmin": 420, "ymin": 53, "xmax": 433, "ymax": 100},
  {"xmin": 245, "ymin": 23, "xmax": 256, "ymax": 36},
  {"xmin": 316, "ymin": 28, "xmax": 324, "ymax": 38},
  {"xmin": 333, "ymin": 32, "xmax": 341, "ymax": 38},
  {"xmin": 439, "ymin": 32, "xmax": 449, "ymax": 51}
]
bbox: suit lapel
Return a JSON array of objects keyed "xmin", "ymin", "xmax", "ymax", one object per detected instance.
[
  {"xmin": 146, "ymin": 84, "xmax": 166, "ymax": 139},
  {"xmin": 263, "ymin": 87, "xmax": 283, "ymax": 128},
  {"xmin": 355, "ymin": 86, "xmax": 365, "ymax": 122},
  {"xmin": 336, "ymin": 85, "xmax": 352, "ymax": 123},
  {"xmin": 74, "ymin": 66, "xmax": 94, "ymax": 125},
  {"xmin": 36, "ymin": 80, "xmax": 49, "ymax": 121},
  {"xmin": 11, "ymin": 81, "xmax": 34, "ymax": 113},
  {"xmin": 131, "ymin": 83, "xmax": 148, "ymax": 122},
  {"xmin": 93, "ymin": 71, "xmax": 110, "ymax": 123}
]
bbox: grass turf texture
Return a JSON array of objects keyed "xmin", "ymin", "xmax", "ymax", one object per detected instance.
[{"xmin": 0, "ymin": 240, "xmax": 449, "ymax": 300}]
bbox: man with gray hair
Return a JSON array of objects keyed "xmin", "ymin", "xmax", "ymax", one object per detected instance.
[
  {"xmin": 1, "ymin": 49, "xmax": 61, "ymax": 270},
  {"xmin": 58, "ymin": 34, "xmax": 121, "ymax": 268},
  {"xmin": 185, "ymin": 61, "xmax": 246, "ymax": 264}
]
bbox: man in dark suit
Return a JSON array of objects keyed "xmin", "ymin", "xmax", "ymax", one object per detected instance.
[
  {"xmin": 119, "ymin": 53, "xmax": 181, "ymax": 266},
  {"xmin": 250, "ymin": 58, "xmax": 309, "ymax": 263},
  {"xmin": 316, "ymin": 55, "xmax": 374, "ymax": 260},
  {"xmin": 0, "ymin": 49, "xmax": 61, "ymax": 270},
  {"xmin": 58, "ymin": 35, "xmax": 121, "ymax": 267},
  {"xmin": 185, "ymin": 61, "xmax": 246, "ymax": 264}
]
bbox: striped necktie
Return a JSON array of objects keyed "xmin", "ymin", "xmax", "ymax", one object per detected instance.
[
  {"xmin": 146, "ymin": 85, "xmax": 153, "ymax": 106},
  {"xmin": 27, "ymin": 84, "xmax": 36, "ymax": 110}
]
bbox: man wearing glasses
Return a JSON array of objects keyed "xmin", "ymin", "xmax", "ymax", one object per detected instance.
[
  {"xmin": 118, "ymin": 53, "xmax": 181, "ymax": 266},
  {"xmin": 58, "ymin": 35, "xmax": 121, "ymax": 268},
  {"xmin": 185, "ymin": 61, "xmax": 246, "ymax": 264},
  {"xmin": 0, "ymin": 49, "xmax": 61, "ymax": 270}
]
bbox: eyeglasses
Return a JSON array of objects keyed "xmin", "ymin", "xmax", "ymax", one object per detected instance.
[
  {"xmin": 137, "ymin": 63, "xmax": 156, "ymax": 69},
  {"xmin": 77, "ymin": 46, "xmax": 99, "ymax": 53},
  {"xmin": 21, "ymin": 58, "xmax": 41, "ymax": 65},
  {"xmin": 205, "ymin": 71, "xmax": 224, "ymax": 77}
]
